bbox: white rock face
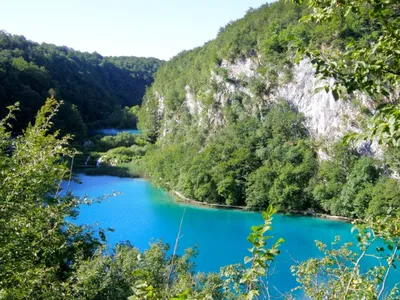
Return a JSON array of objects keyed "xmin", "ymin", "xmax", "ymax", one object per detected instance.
[
  {"xmin": 274, "ymin": 59, "xmax": 360, "ymax": 141},
  {"xmin": 216, "ymin": 58, "xmax": 364, "ymax": 142},
  {"xmin": 155, "ymin": 91, "xmax": 165, "ymax": 116},
  {"xmin": 215, "ymin": 60, "xmax": 255, "ymax": 99},
  {"xmin": 185, "ymin": 85, "xmax": 203, "ymax": 116},
  {"xmin": 155, "ymin": 57, "xmax": 374, "ymax": 156},
  {"xmin": 221, "ymin": 58, "xmax": 258, "ymax": 79}
]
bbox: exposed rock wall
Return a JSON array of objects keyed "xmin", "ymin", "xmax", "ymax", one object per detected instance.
[
  {"xmin": 200, "ymin": 59, "xmax": 363, "ymax": 137},
  {"xmin": 153, "ymin": 57, "xmax": 374, "ymax": 155},
  {"xmin": 274, "ymin": 59, "xmax": 360, "ymax": 141}
]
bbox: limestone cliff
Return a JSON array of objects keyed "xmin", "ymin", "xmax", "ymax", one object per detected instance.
[{"xmin": 146, "ymin": 56, "xmax": 373, "ymax": 157}]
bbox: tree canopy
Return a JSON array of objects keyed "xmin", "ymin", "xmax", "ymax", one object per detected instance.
[{"xmin": 0, "ymin": 31, "xmax": 163, "ymax": 138}]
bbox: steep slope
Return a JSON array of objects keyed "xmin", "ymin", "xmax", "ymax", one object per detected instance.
[
  {"xmin": 139, "ymin": 1, "xmax": 374, "ymax": 143},
  {"xmin": 138, "ymin": 0, "xmax": 398, "ymax": 217},
  {"xmin": 0, "ymin": 31, "xmax": 163, "ymax": 136}
]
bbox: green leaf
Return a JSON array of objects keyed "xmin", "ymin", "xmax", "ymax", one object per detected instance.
[
  {"xmin": 244, "ymin": 256, "xmax": 253, "ymax": 264},
  {"xmin": 332, "ymin": 88, "xmax": 339, "ymax": 101}
]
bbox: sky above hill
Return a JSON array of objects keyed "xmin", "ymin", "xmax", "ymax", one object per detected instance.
[{"xmin": 1, "ymin": 0, "xmax": 270, "ymax": 60}]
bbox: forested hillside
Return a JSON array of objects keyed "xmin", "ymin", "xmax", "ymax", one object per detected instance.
[
  {"xmin": 138, "ymin": 0, "xmax": 400, "ymax": 218},
  {"xmin": 0, "ymin": 31, "xmax": 163, "ymax": 137},
  {"xmin": 1, "ymin": 0, "xmax": 399, "ymax": 298},
  {"xmin": 139, "ymin": 0, "xmax": 379, "ymax": 139}
]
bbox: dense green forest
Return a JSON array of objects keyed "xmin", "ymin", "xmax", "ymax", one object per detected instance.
[
  {"xmin": 0, "ymin": 31, "xmax": 163, "ymax": 137},
  {"xmin": 136, "ymin": 0, "xmax": 400, "ymax": 219},
  {"xmin": 137, "ymin": 102, "xmax": 400, "ymax": 219},
  {"xmin": 1, "ymin": 99, "xmax": 399, "ymax": 299},
  {"xmin": 0, "ymin": 0, "xmax": 399, "ymax": 298}
]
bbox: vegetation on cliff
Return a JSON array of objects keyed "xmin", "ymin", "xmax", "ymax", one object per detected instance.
[
  {"xmin": 138, "ymin": 0, "xmax": 400, "ymax": 219},
  {"xmin": 0, "ymin": 0, "xmax": 399, "ymax": 298}
]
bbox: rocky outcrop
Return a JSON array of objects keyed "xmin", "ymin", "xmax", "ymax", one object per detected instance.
[
  {"xmin": 152, "ymin": 56, "xmax": 375, "ymax": 156},
  {"xmin": 274, "ymin": 59, "xmax": 357, "ymax": 140},
  {"xmin": 220, "ymin": 58, "xmax": 367, "ymax": 141}
]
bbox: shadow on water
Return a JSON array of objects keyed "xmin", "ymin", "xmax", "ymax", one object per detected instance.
[{"xmin": 88, "ymin": 128, "xmax": 141, "ymax": 136}]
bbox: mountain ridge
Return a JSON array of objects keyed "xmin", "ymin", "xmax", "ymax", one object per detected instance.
[{"xmin": 0, "ymin": 30, "xmax": 164, "ymax": 137}]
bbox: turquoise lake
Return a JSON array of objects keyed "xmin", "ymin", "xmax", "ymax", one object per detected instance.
[
  {"xmin": 69, "ymin": 175, "xmax": 398, "ymax": 296},
  {"xmin": 90, "ymin": 128, "xmax": 141, "ymax": 136}
]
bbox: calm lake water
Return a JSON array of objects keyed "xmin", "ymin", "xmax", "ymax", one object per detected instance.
[
  {"xmin": 68, "ymin": 175, "xmax": 398, "ymax": 296},
  {"xmin": 90, "ymin": 128, "xmax": 141, "ymax": 136}
]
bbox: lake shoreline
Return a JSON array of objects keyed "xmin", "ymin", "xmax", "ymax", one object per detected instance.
[
  {"xmin": 172, "ymin": 190, "xmax": 246, "ymax": 210},
  {"xmin": 172, "ymin": 190, "xmax": 354, "ymax": 223},
  {"xmin": 74, "ymin": 171, "xmax": 354, "ymax": 223}
]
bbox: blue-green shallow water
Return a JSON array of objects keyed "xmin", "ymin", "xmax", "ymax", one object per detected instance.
[
  {"xmin": 89, "ymin": 129, "xmax": 141, "ymax": 136},
  {"xmin": 68, "ymin": 175, "xmax": 399, "ymax": 295}
]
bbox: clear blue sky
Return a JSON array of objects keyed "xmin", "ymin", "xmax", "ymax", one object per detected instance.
[{"xmin": 0, "ymin": 0, "xmax": 270, "ymax": 60}]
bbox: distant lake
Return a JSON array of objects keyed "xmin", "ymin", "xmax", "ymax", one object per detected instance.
[
  {"xmin": 89, "ymin": 128, "xmax": 141, "ymax": 136},
  {"xmin": 68, "ymin": 175, "xmax": 399, "ymax": 296}
]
